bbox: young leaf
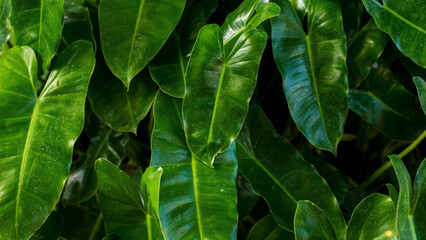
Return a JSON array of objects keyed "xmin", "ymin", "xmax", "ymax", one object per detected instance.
[
  {"xmin": 294, "ymin": 200, "xmax": 338, "ymax": 240},
  {"xmin": 413, "ymin": 77, "xmax": 426, "ymax": 115},
  {"xmin": 10, "ymin": 0, "xmax": 64, "ymax": 71},
  {"xmin": 271, "ymin": 0, "xmax": 348, "ymax": 154},
  {"xmin": 98, "ymin": 0, "xmax": 186, "ymax": 88},
  {"xmin": 248, "ymin": 215, "xmax": 294, "ymax": 240},
  {"xmin": 95, "ymin": 158, "xmax": 164, "ymax": 240},
  {"xmin": 361, "ymin": 0, "xmax": 426, "ymax": 67},
  {"xmin": 152, "ymin": 91, "xmax": 238, "ymax": 240},
  {"xmin": 346, "ymin": 193, "xmax": 396, "ymax": 240},
  {"xmin": 236, "ymin": 106, "xmax": 346, "ymax": 238},
  {"xmin": 182, "ymin": 24, "xmax": 267, "ymax": 167},
  {"xmin": 349, "ymin": 60, "xmax": 426, "ymax": 141},
  {"xmin": 0, "ymin": 40, "xmax": 95, "ymax": 240},
  {"xmin": 386, "ymin": 183, "xmax": 399, "ymax": 205}
]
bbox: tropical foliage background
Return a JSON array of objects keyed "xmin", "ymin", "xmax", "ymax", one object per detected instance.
[{"xmin": 0, "ymin": 0, "xmax": 425, "ymax": 239}]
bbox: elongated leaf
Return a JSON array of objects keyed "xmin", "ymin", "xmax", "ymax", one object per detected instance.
[
  {"xmin": 248, "ymin": 215, "xmax": 294, "ymax": 240},
  {"xmin": 413, "ymin": 77, "xmax": 426, "ymax": 115},
  {"xmin": 10, "ymin": 0, "xmax": 64, "ymax": 71},
  {"xmin": 99, "ymin": 0, "xmax": 185, "ymax": 88},
  {"xmin": 412, "ymin": 159, "xmax": 426, "ymax": 240},
  {"xmin": 349, "ymin": 60, "xmax": 426, "ymax": 141},
  {"xmin": 361, "ymin": 0, "xmax": 426, "ymax": 67},
  {"xmin": 95, "ymin": 158, "xmax": 164, "ymax": 240},
  {"xmin": 88, "ymin": 57, "xmax": 157, "ymax": 134},
  {"xmin": 151, "ymin": 91, "xmax": 238, "ymax": 240},
  {"xmin": 386, "ymin": 183, "xmax": 399, "ymax": 205},
  {"xmin": 0, "ymin": 40, "xmax": 95, "ymax": 240},
  {"xmin": 0, "ymin": 0, "xmax": 10, "ymax": 47},
  {"xmin": 140, "ymin": 166, "xmax": 163, "ymax": 215},
  {"xmin": 182, "ymin": 24, "xmax": 267, "ymax": 166},
  {"xmin": 346, "ymin": 193, "xmax": 396, "ymax": 240},
  {"xmin": 149, "ymin": 1, "xmax": 216, "ymax": 98},
  {"xmin": 62, "ymin": 0, "xmax": 95, "ymax": 47},
  {"xmin": 236, "ymin": 106, "xmax": 346, "ymax": 238},
  {"xmin": 63, "ymin": 124, "xmax": 128, "ymax": 204},
  {"xmin": 294, "ymin": 200, "xmax": 337, "ymax": 240},
  {"xmin": 347, "ymin": 20, "xmax": 388, "ymax": 87},
  {"xmin": 271, "ymin": 0, "xmax": 348, "ymax": 154}
]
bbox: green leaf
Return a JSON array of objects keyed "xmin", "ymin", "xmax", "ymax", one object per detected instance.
[
  {"xmin": 412, "ymin": 159, "xmax": 426, "ymax": 240},
  {"xmin": 148, "ymin": 1, "xmax": 215, "ymax": 98},
  {"xmin": 413, "ymin": 77, "xmax": 426, "ymax": 115},
  {"xmin": 95, "ymin": 158, "xmax": 164, "ymax": 240},
  {"xmin": 103, "ymin": 234, "xmax": 121, "ymax": 240},
  {"xmin": 248, "ymin": 215, "xmax": 294, "ymax": 240},
  {"xmin": 0, "ymin": 40, "xmax": 95, "ymax": 240},
  {"xmin": 237, "ymin": 171, "xmax": 258, "ymax": 218},
  {"xmin": 182, "ymin": 24, "xmax": 267, "ymax": 167},
  {"xmin": 151, "ymin": 91, "xmax": 238, "ymax": 240},
  {"xmin": 326, "ymin": 171, "xmax": 351, "ymax": 205},
  {"xmin": 347, "ymin": 20, "xmax": 388, "ymax": 87},
  {"xmin": 346, "ymin": 193, "xmax": 396, "ymax": 240},
  {"xmin": 10, "ymin": 0, "xmax": 64, "ymax": 71},
  {"xmin": 361, "ymin": 0, "xmax": 426, "ymax": 67},
  {"xmin": 294, "ymin": 200, "xmax": 338, "ymax": 240},
  {"xmin": 140, "ymin": 166, "xmax": 163, "ymax": 216},
  {"xmin": 340, "ymin": 0, "xmax": 364, "ymax": 41},
  {"xmin": 88, "ymin": 58, "xmax": 157, "ymax": 134},
  {"xmin": 386, "ymin": 183, "xmax": 399, "ymax": 206},
  {"xmin": 98, "ymin": 0, "xmax": 186, "ymax": 88},
  {"xmin": 29, "ymin": 209, "xmax": 63, "ymax": 240},
  {"xmin": 62, "ymin": 0, "xmax": 96, "ymax": 47},
  {"xmin": 236, "ymin": 106, "xmax": 346, "ymax": 238},
  {"xmin": 0, "ymin": 0, "xmax": 10, "ymax": 47},
  {"xmin": 271, "ymin": 0, "xmax": 348, "ymax": 154},
  {"xmin": 349, "ymin": 60, "xmax": 426, "ymax": 141},
  {"xmin": 63, "ymin": 125, "xmax": 129, "ymax": 204}
]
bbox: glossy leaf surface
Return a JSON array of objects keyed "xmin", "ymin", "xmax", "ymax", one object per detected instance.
[
  {"xmin": 10, "ymin": 0, "xmax": 64, "ymax": 71},
  {"xmin": 99, "ymin": 0, "xmax": 186, "ymax": 87},
  {"xmin": 236, "ymin": 106, "xmax": 346, "ymax": 238},
  {"xmin": 361, "ymin": 0, "xmax": 426, "ymax": 67},
  {"xmin": 271, "ymin": 0, "xmax": 348, "ymax": 154},
  {"xmin": 349, "ymin": 60, "xmax": 426, "ymax": 141},
  {"xmin": 248, "ymin": 215, "xmax": 294, "ymax": 240},
  {"xmin": 0, "ymin": 0, "xmax": 10, "ymax": 47},
  {"xmin": 0, "ymin": 40, "xmax": 95, "ymax": 240},
  {"xmin": 182, "ymin": 24, "xmax": 267, "ymax": 166},
  {"xmin": 294, "ymin": 200, "xmax": 337, "ymax": 240},
  {"xmin": 413, "ymin": 77, "xmax": 426, "ymax": 115},
  {"xmin": 95, "ymin": 158, "xmax": 164, "ymax": 240},
  {"xmin": 346, "ymin": 193, "xmax": 396, "ymax": 240},
  {"xmin": 152, "ymin": 91, "xmax": 238, "ymax": 240}
]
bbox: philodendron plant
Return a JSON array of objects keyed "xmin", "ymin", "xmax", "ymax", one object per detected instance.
[{"xmin": 0, "ymin": 0, "xmax": 425, "ymax": 239}]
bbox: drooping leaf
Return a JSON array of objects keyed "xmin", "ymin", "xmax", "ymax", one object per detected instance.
[
  {"xmin": 0, "ymin": 0, "xmax": 10, "ymax": 47},
  {"xmin": 63, "ymin": 124, "xmax": 129, "ymax": 204},
  {"xmin": 349, "ymin": 60, "xmax": 426, "ymax": 141},
  {"xmin": 361, "ymin": 0, "xmax": 426, "ymax": 67},
  {"xmin": 271, "ymin": 0, "xmax": 348, "ymax": 154},
  {"xmin": 95, "ymin": 158, "xmax": 164, "ymax": 240},
  {"xmin": 98, "ymin": 0, "xmax": 186, "ymax": 88},
  {"xmin": 413, "ymin": 77, "xmax": 426, "ymax": 115},
  {"xmin": 88, "ymin": 57, "xmax": 157, "ymax": 134},
  {"xmin": 248, "ymin": 215, "xmax": 294, "ymax": 240},
  {"xmin": 182, "ymin": 24, "xmax": 267, "ymax": 167},
  {"xmin": 62, "ymin": 0, "xmax": 96, "ymax": 47},
  {"xmin": 0, "ymin": 40, "xmax": 95, "ymax": 240},
  {"xmin": 346, "ymin": 193, "xmax": 396, "ymax": 240},
  {"xmin": 151, "ymin": 91, "xmax": 238, "ymax": 240},
  {"xmin": 236, "ymin": 106, "xmax": 346, "ymax": 238},
  {"xmin": 10, "ymin": 0, "xmax": 64, "ymax": 71},
  {"xmin": 347, "ymin": 20, "xmax": 388, "ymax": 87},
  {"xmin": 386, "ymin": 183, "xmax": 399, "ymax": 205},
  {"xmin": 294, "ymin": 200, "xmax": 338, "ymax": 240}
]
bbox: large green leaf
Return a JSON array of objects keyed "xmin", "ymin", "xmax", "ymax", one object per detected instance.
[
  {"xmin": 349, "ymin": 60, "xmax": 426, "ymax": 141},
  {"xmin": 151, "ymin": 91, "xmax": 238, "ymax": 240},
  {"xmin": 98, "ymin": 0, "xmax": 185, "ymax": 88},
  {"xmin": 389, "ymin": 155, "xmax": 426, "ymax": 239},
  {"xmin": 346, "ymin": 193, "xmax": 396, "ymax": 240},
  {"xmin": 0, "ymin": 40, "xmax": 95, "ymax": 240},
  {"xmin": 62, "ymin": 0, "xmax": 95, "ymax": 47},
  {"xmin": 248, "ymin": 215, "xmax": 294, "ymax": 240},
  {"xmin": 347, "ymin": 20, "xmax": 388, "ymax": 88},
  {"xmin": 182, "ymin": 24, "xmax": 267, "ymax": 167},
  {"xmin": 0, "ymin": 0, "xmax": 10, "ymax": 48},
  {"xmin": 413, "ymin": 77, "xmax": 426, "ymax": 115},
  {"xmin": 294, "ymin": 200, "xmax": 337, "ymax": 240},
  {"xmin": 271, "ymin": 0, "xmax": 348, "ymax": 154},
  {"xmin": 148, "ymin": 0, "xmax": 216, "ymax": 98},
  {"xmin": 95, "ymin": 158, "xmax": 164, "ymax": 240},
  {"xmin": 236, "ymin": 106, "xmax": 346, "ymax": 238},
  {"xmin": 10, "ymin": 0, "xmax": 64, "ymax": 71},
  {"xmin": 361, "ymin": 0, "xmax": 426, "ymax": 67},
  {"xmin": 88, "ymin": 57, "xmax": 157, "ymax": 134}
]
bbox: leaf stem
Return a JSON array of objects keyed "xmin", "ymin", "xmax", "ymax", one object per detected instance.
[
  {"xmin": 358, "ymin": 130, "xmax": 426, "ymax": 189},
  {"xmin": 89, "ymin": 213, "xmax": 103, "ymax": 240}
]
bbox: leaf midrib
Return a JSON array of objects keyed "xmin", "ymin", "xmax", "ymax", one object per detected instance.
[
  {"xmin": 126, "ymin": 0, "xmax": 146, "ymax": 82},
  {"xmin": 37, "ymin": 0, "xmax": 43, "ymax": 58},
  {"xmin": 382, "ymin": 5, "xmax": 426, "ymax": 34},
  {"xmin": 191, "ymin": 155, "xmax": 204, "ymax": 239}
]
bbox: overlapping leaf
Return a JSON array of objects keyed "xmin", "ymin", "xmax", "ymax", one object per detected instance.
[
  {"xmin": 248, "ymin": 215, "xmax": 294, "ymax": 240},
  {"xmin": 413, "ymin": 77, "xmax": 426, "ymax": 115},
  {"xmin": 62, "ymin": 0, "xmax": 96, "ymax": 47}
]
